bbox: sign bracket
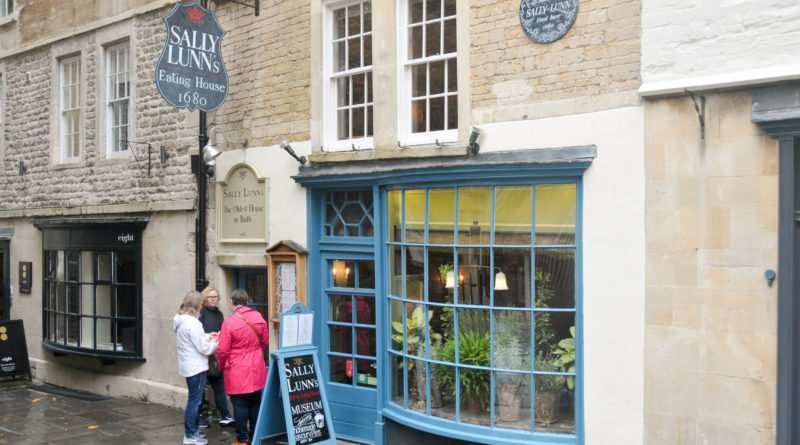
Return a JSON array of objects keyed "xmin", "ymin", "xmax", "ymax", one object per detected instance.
[{"xmin": 227, "ymin": 0, "xmax": 259, "ymax": 16}]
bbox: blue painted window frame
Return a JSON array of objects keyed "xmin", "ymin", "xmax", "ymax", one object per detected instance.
[{"xmin": 299, "ymin": 161, "xmax": 587, "ymax": 445}]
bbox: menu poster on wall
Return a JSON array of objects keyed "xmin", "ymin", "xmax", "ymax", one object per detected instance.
[{"xmin": 285, "ymin": 354, "xmax": 331, "ymax": 445}]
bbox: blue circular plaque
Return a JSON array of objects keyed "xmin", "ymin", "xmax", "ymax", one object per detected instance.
[{"xmin": 520, "ymin": 0, "xmax": 579, "ymax": 44}]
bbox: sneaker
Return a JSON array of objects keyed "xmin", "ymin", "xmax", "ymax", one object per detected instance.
[
  {"xmin": 197, "ymin": 430, "xmax": 207, "ymax": 438},
  {"xmin": 183, "ymin": 434, "xmax": 209, "ymax": 445},
  {"xmin": 219, "ymin": 415, "xmax": 235, "ymax": 426},
  {"xmin": 198, "ymin": 417, "xmax": 210, "ymax": 429}
]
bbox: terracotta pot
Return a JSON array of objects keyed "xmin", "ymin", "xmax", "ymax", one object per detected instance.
[
  {"xmin": 497, "ymin": 384, "xmax": 521, "ymax": 422},
  {"xmin": 534, "ymin": 391, "xmax": 560, "ymax": 424}
]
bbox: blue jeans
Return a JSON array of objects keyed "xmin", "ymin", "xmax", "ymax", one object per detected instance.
[
  {"xmin": 230, "ymin": 390, "xmax": 262, "ymax": 442},
  {"xmin": 207, "ymin": 374, "xmax": 231, "ymax": 417},
  {"xmin": 184, "ymin": 372, "xmax": 207, "ymax": 436}
]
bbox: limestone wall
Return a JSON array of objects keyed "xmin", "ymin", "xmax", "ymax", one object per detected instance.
[
  {"xmin": 644, "ymin": 90, "xmax": 778, "ymax": 444},
  {"xmin": 470, "ymin": 0, "xmax": 641, "ymax": 124}
]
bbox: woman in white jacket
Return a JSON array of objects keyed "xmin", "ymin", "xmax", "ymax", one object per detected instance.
[{"xmin": 174, "ymin": 290, "xmax": 219, "ymax": 445}]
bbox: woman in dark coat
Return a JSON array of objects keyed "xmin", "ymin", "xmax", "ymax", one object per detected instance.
[{"xmin": 199, "ymin": 286, "xmax": 235, "ymax": 427}]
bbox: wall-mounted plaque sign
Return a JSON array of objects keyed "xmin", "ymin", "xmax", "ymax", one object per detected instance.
[
  {"xmin": 18, "ymin": 262, "xmax": 31, "ymax": 294},
  {"xmin": 219, "ymin": 165, "xmax": 268, "ymax": 242},
  {"xmin": 155, "ymin": 2, "xmax": 228, "ymax": 111},
  {"xmin": 520, "ymin": 0, "xmax": 579, "ymax": 44}
]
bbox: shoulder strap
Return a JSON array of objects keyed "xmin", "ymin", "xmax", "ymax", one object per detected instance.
[{"xmin": 234, "ymin": 312, "xmax": 260, "ymax": 339}]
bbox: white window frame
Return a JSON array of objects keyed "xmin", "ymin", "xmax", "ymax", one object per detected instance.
[
  {"xmin": 60, "ymin": 56, "xmax": 81, "ymax": 162},
  {"xmin": 323, "ymin": 0, "xmax": 374, "ymax": 152},
  {"xmin": 397, "ymin": 0, "xmax": 458, "ymax": 147},
  {"xmin": 105, "ymin": 42, "xmax": 130, "ymax": 157},
  {"xmin": 0, "ymin": 0, "xmax": 12, "ymax": 18}
]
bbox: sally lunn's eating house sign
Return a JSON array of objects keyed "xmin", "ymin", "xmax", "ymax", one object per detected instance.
[{"xmin": 156, "ymin": 2, "xmax": 229, "ymax": 112}]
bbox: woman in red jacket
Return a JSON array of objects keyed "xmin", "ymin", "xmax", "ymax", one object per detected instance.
[{"xmin": 216, "ymin": 289, "xmax": 269, "ymax": 445}]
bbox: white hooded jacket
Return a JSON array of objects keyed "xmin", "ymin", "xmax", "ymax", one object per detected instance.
[{"xmin": 173, "ymin": 313, "xmax": 218, "ymax": 377}]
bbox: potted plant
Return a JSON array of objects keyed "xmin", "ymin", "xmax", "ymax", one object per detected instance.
[
  {"xmin": 534, "ymin": 352, "xmax": 565, "ymax": 425},
  {"xmin": 435, "ymin": 330, "xmax": 491, "ymax": 414},
  {"xmin": 493, "ymin": 311, "xmax": 531, "ymax": 422},
  {"xmin": 391, "ymin": 306, "xmax": 443, "ymax": 408},
  {"xmin": 553, "ymin": 326, "xmax": 576, "ymax": 391}
]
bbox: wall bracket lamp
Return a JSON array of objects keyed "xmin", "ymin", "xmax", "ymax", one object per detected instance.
[
  {"xmin": 280, "ymin": 141, "xmax": 307, "ymax": 164},
  {"xmin": 467, "ymin": 127, "xmax": 481, "ymax": 155},
  {"xmin": 18, "ymin": 160, "xmax": 27, "ymax": 176}
]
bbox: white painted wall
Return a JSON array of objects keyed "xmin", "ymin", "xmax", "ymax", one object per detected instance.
[
  {"xmin": 212, "ymin": 141, "xmax": 311, "ymax": 246},
  {"xmin": 481, "ymin": 107, "xmax": 646, "ymax": 444},
  {"xmin": 640, "ymin": 0, "xmax": 800, "ymax": 95}
]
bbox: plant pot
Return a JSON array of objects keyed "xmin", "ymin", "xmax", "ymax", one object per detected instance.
[
  {"xmin": 464, "ymin": 392, "xmax": 483, "ymax": 414},
  {"xmin": 413, "ymin": 361, "xmax": 442, "ymax": 408},
  {"xmin": 534, "ymin": 391, "xmax": 560, "ymax": 424},
  {"xmin": 496, "ymin": 384, "xmax": 521, "ymax": 422}
]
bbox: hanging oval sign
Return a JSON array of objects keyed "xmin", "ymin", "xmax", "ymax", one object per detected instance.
[
  {"xmin": 520, "ymin": 0, "xmax": 579, "ymax": 44},
  {"xmin": 155, "ymin": 2, "xmax": 228, "ymax": 112}
]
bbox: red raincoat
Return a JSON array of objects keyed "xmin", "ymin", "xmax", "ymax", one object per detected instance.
[{"xmin": 216, "ymin": 306, "xmax": 269, "ymax": 395}]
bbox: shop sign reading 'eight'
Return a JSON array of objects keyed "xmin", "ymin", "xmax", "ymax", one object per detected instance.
[{"xmin": 156, "ymin": 2, "xmax": 228, "ymax": 111}]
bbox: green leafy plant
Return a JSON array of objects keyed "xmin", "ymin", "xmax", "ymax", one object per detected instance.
[
  {"xmin": 534, "ymin": 351, "xmax": 566, "ymax": 393},
  {"xmin": 435, "ymin": 330, "xmax": 491, "ymax": 411},
  {"xmin": 534, "ymin": 271, "xmax": 556, "ymax": 354},
  {"xmin": 391, "ymin": 306, "xmax": 441, "ymax": 370},
  {"xmin": 553, "ymin": 326, "xmax": 576, "ymax": 390},
  {"xmin": 493, "ymin": 311, "xmax": 531, "ymax": 387}
]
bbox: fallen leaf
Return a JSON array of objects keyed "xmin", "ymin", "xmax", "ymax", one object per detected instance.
[
  {"xmin": 52, "ymin": 397, "xmax": 57, "ymax": 401},
  {"xmin": 32, "ymin": 398, "xmax": 41, "ymax": 402},
  {"xmin": 88, "ymin": 425, "xmax": 100, "ymax": 430}
]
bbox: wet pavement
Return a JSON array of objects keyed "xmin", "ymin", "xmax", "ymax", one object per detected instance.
[{"xmin": 0, "ymin": 379, "xmax": 360, "ymax": 445}]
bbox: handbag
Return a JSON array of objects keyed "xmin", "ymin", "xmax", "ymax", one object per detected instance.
[{"xmin": 207, "ymin": 351, "xmax": 221, "ymax": 377}]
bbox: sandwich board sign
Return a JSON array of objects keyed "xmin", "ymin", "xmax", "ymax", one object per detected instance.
[
  {"xmin": 0, "ymin": 320, "xmax": 31, "ymax": 380},
  {"xmin": 253, "ymin": 303, "xmax": 336, "ymax": 445},
  {"xmin": 155, "ymin": 2, "xmax": 229, "ymax": 111}
]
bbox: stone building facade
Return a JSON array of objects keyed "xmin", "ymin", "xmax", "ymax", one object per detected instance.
[{"xmin": 1, "ymin": 0, "xmax": 795, "ymax": 444}]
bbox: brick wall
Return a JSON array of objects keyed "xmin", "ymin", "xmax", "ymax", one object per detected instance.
[{"xmin": 470, "ymin": 0, "xmax": 641, "ymax": 122}]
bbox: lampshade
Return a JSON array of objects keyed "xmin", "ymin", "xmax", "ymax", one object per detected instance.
[
  {"xmin": 202, "ymin": 144, "xmax": 222, "ymax": 166},
  {"xmin": 493, "ymin": 272, "xmax": 508, "ymax": 291},
  {"xmin": 444, "ymin": 270, "xmax": 455, "ymax": 289}
]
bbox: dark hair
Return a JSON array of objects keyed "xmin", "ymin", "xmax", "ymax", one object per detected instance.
[{"xmin": 231, "ymin": 288, "xmax": 250, "ymax": 307}]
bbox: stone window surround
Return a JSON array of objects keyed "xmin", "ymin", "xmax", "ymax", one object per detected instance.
[
  {"xmin": 322, "ymin": 0, "xmax": 375, "ymax": 152},
  {"xmin": 49, "ymin": 38, "xmax": 86, "ymax": 168},
  {"xmin": 48, "ymin": 20, "xmax": 137, "ymax": 169},
  {"xmin": 311, "ymin": 0, "xmax": 471, "ymax": 154},
  {"xmin": 397, "ymin": 0, "xmax": 458, "ymax": 146},
  {"xmin": 59, "ymin": 56, "xmax": 82, "ymax": 162},
  {"xmin": 96, "ymin": 20, "xmax": 137, "ymax": 165}
]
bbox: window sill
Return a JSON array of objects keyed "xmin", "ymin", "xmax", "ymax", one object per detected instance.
[
  {"xmin": 43, "ymin": 340, "xmax": 145, "ymax": 362},
  {"xmin": 0, "ymin": 5, "xmax": 22, "ymax": 28}
]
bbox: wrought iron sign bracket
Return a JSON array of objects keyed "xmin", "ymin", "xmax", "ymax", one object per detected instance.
[
  {"xmin": 687, "ymin": 89, "xmax": 706, "ymax": 140},
  {"xmin": 227, "ymin": 0, "xmax": 259, "ymax": 15}
]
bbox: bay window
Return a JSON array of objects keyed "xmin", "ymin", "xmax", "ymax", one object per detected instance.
[{"xmin": 387, "ymin": 183, "xmax": 579, "ymax": 436}]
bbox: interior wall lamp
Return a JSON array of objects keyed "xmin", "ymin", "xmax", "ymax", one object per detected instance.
[
  {"xmin": 445, "ymin": 265, "xmax": 508, "ymax": 291},
  {"xmin": 280, "ymin": 140, "xmax": 307, "ymax": 164}
]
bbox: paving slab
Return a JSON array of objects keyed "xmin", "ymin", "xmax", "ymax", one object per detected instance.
[{"xmin": 0, "ymin": 379, "xmax": 363, "ymax": 445}]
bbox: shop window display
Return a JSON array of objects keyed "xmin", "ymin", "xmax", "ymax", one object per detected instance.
[{"xmin": 387, "ymin": 184, "xmax": 578, "ymax": 435}]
